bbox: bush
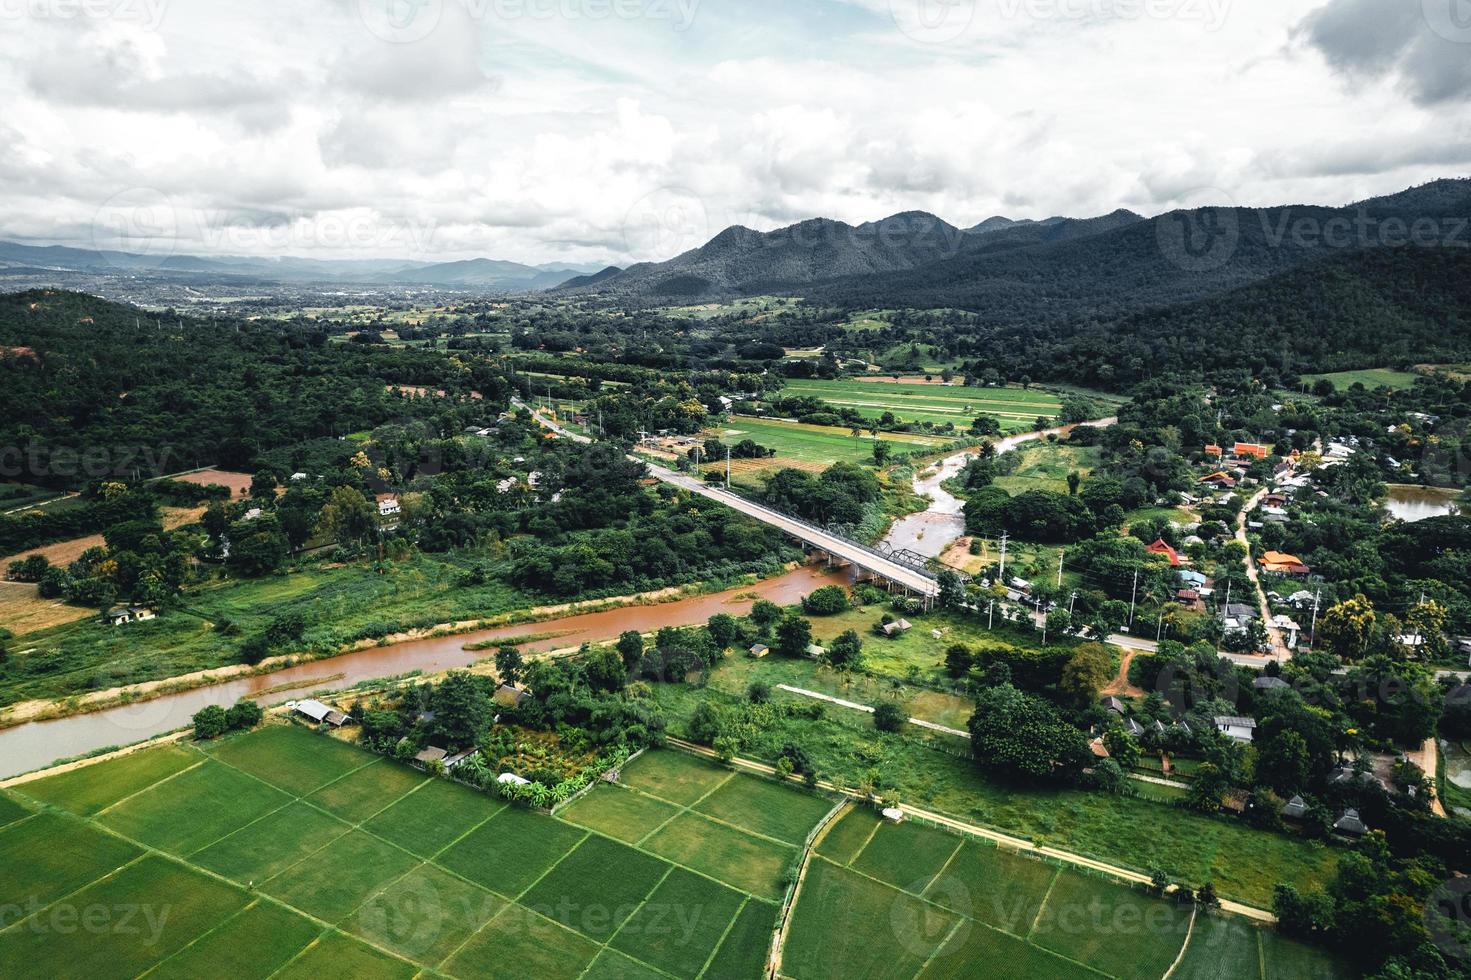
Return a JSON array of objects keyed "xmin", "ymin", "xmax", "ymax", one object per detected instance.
[
  {"xmin": 873, "ymin": 700, "xmax": 906, "ymax": 732},
  {"xmin": 6, "ymin": 554, "xmax": 49, "ymax": 582},
  {"xmin": 748, "ymin": 681, "xmax": 771, "ymax": 704},
  {"xmin": 192, "ymin": 704, "xmax": 229, "ymax": 739},
  {"xmin": 802, "ymin": 585, "xmax": 851, "ymax": 616}
]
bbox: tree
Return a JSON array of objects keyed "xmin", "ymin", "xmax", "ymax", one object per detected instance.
[
  {"xmin": 707, "ymin": 613, "xmax": 739, "ymax": 650},
  {"xmin": 749, "ymin": 599, "xmax": 783, "ymax": 629},
  {"xmin": 585, "ymin": 648, "xmax": 626, "ymax": 693},
  {"xmin": 802, "ymin": 585, "xmax": 851, "ymax": 616},
  {"xmin": 874, "ymin": 700, "xmax": 906, "ymax": 732},
  {"xmin": 872, "ymin": 441, "xmax": 893, "ymax": 467},
  {"xmin": 1255, "ymin": 729, "xmax": 1312, "ymax": 795},
  {"xmin": 937, "ymin": 570, "xmax": 966, "ymax": 609},
  {"xmin": 1066, "ymin": 471, "xmax": 1081, "ymax": 496},
  {"xmin": 495, "ymin": 646, "xmax": 524, "ymax": 686},
  {"xmin": 1317, "ymin": 594, "xmax": 1377, "ymax": 661},
  {"xmin": 1196, "ymin": 882, "xmax": 1220, "ymax": 912},
  {"xmin": 1185, "ymin": 761, "xmax": 1228, "ymax": 813},
  {"xmin": 747, "ymin": 681, "xmax": 771, "ymax": 704},
  {"xmin": 225, "ymin": 699, "xmax": 263, "ymax": 730},
  {"xmin": 429, "ymin": 672, "xmax": 492, "ymax": 746},
  {"xmin": 827, "ymin": 630, "xmax": 863, "ymax": 671},
  {"xmin": 617, "ymin": 631, "xmax": 645, "ymax": 669},
  {"xmin": 1060, "ymin": 642, "xmax": 1113, "ymax": 706},
  {"xmin": 1102, "ymin": 727, "xmax": 1141, "ymax": 771},
  {"xmin": 944, "ymin": 643, "xmax": 974, "ymax": 679},
  {"xmin": 968, "ymin": 683, "xmax": 1089, "ymax": 782},
  {"xmin": 775, "ymin": 615, "xmax": 814, "ymax": 658},
  {"xmin": 318, "ymin": 485, "xmax": 376, "ymax": 550},
  {"xmin": 192, "ymin": 704, "xmax": 228, "ymax": 739}
]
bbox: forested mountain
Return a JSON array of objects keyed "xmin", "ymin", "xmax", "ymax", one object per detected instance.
[{"xmin": 559, "ymin": 179, "xmax": 1471, "ymax": 322}]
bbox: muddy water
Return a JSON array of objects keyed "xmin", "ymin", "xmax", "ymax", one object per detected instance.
[
  {"xmin": 882, "ymin": 420, "xmax": 1115, "ymax": 559},
  {"xmin": 1384, "ymin": 485, "xmax": 1462, "ymax": 523},
  {"xmin": 0, "ymin": 566, "xmax": 849, "ymax": 779}
]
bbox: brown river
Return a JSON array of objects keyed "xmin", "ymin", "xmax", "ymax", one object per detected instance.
[{"xmin": 0, "ymin": 566, "xmax": 849, "ymax": 778}]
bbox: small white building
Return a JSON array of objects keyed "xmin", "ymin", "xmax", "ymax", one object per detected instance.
[
  {"xmin": 497, "ymin": 772, "xmax": 532, "ymax": 787},
  {"xmin": 1214, "ymin": 716, "xmax": 1257, "ymax": 743}
]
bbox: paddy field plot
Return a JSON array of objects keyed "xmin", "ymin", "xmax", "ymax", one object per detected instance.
[
  {"xmin": 783, "ymin": 805, "xmax": 1347, "ymax": 980},
  {"xmin": 715, "ymin": 416, "xmax": 952, "ymax": 467},
  {"xmin": 777, "ymin": 379, "xmax": 1063, "ymax": 432},
  {"xmin": 1, "ymin": 733, "xmax": 824, "ymax": 980}
]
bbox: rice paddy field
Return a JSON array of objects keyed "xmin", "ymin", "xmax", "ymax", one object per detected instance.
[
  {"xmin": 782, "ymin": 806, "xmax": 1354, "ymax": 980},
  {"xmin": 0, "ymin": 726, "xmax": 1356, "ymax": 979},
  {"xmin": 0, "ymin": 728, "xmax": 828, "ymax": 980},
  {"xmin": 774, "ymin": 379, "xmax": 1062, "ymax": 433},
  {"xmin": 714, "ymin": 417, "xmax": 953, "ymax": 467}
]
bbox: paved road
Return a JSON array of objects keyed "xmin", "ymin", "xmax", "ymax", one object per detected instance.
[{"xmin": 514, "ymin": 399, "xmax": 941, "ymax": 598}]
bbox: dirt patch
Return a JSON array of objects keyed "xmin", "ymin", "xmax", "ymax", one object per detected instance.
[
  {"xmin": 169, "ymin": 469, "xmax": 254, "ymax": 499},
  {"xmin": 938, "ymin": 536, "xmax": 986, "ymax": 575},
  {"xmin": 1101, "ymin": 649, "xmax": 1147, "ymax": 698},
  {"xmin": 5, "ymin": 506, "xmax": 206, "ymax": 568},
  {"xmin": 0, "ymin": 580, "xmax": 93, "ymax": 635},
  {"xmin": 851, "ymin": 375, "xmax": 958, "ymax": 386}
]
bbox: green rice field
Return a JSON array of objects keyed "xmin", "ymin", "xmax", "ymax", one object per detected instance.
[
  {"xmin": 783, "ymin": 807, "xmax": 1354, "ymax": 980},
  {"xmin": 715, "ymin": 416, "xmax": 953, "ymax": 466},
  {"xmin": 776, "ymin": 379, "xmax": 1062, "ymax": 433},
  {"xmin": 0, "ymin": 729, "xmax": 823, "ymax": 980},
  {"xmin": 0, "ymin": 729, "xmax": 1354, "ymax": 978}
]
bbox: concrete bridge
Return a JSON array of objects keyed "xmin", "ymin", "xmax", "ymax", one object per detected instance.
[{"xmin": 512, "ymin": 398, "xmax": 940, "ymax": 601}]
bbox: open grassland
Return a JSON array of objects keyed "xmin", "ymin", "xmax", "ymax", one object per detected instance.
[
  {"xmin": 783, "ymin": 807, "xmax": 1348, "ymax": 980},
  {"xmin": 0, "ymin": 550, "xmax": 535, "ymax": 708},
  {"xmin": 715, "ymin": 416, "xmax": 952, "ymax": 465},
  {"xmin": 1300, "ymin": 367, "xmax": 1421, "ymax": 391},
  {"xmin": 0, "ymin": 730, "xmax": 829, "ymax": 979},
  {"xmin": 992, "ymin": 442, "xmax": 1103, "ymax": 495},
  {"xmin": 778, "ymin": 379, "xmax": 1061, "ymax": 432}
]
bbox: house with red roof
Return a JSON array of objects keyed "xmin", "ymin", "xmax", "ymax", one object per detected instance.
[{"xmin": 1146, "ymin": 538, "xmax": 1181, "ymax": 567}]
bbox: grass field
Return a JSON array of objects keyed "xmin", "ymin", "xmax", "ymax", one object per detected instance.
[
  {"xmin": 784, "ymin": 807, "xmax": 1347, "ymax": 980},
  {"xmin": 1300, "ymin": 367, "xmax": 1421, "ymax": 391},
  {"xmin": 993, "ymin": 443, "xmax": 1103, "ymax": 495},
  {"xmin": 0, "ymin": 730, "xmax": 825, "ymax": 979},
  {"xmin": 775, "ymin": 380, "xmax": 1062, "ymax": 432},
  {"xmin": 715, "ymin": 416, "xmax": 953, "ymax": 467}
]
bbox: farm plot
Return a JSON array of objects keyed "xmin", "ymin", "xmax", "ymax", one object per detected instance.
[
  {"xmin": 784, "ymin": 806, "xmax": 1346, "ymax": 980},
  {"xmin": 716, "ymin": 417, "xmax": 953, "ymax": 467},
  {"xmin": 1, "ymin": 734, "xmax": 832, "ymax": 980},
  {"xmin": 779, "ymin": 379, "xmax": 1062, "ymax": 431}
]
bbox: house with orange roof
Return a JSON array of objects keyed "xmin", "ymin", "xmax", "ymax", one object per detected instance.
[
  {"xmin": 1234, "ymin": 442, "xmax": 1271, "ymax": 461},
  {"xmin": 1200, "ymin": 471, "xmax": 1237, "ymax": 489},
  {"xmin": 1258, "ymin": 551, "xmax": 1311, "ymax": 576},
  {"xmin": 1204, "ymin": 444, "xmax": 1223, "ymax": 458}
]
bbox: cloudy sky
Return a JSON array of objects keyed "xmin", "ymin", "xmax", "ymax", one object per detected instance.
[{"xmin": 2, "ymin": 0, "xmax": 1469, "ymax": 266}]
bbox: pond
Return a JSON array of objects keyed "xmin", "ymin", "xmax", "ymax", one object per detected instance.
[{"xmin": 1383, "ymin": 485, "xmax": 1463, "ymax": 523}]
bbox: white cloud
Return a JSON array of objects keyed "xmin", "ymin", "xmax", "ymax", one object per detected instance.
[{"xmin": 0, "ymin": 0, "xmax": 1466, "ymax": 265}]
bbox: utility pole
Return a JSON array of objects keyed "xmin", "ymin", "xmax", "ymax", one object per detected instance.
[
  {"xmin": 1128, "ymin": 568, "xmax": 1139, "ymax": 627},
  {"xmin": 1057, "ymin": 551, "xmax": 1065, "ymax": 588},
  {"xmin": 1309, "ymin": 587, "xmax": 1322, "ymax": 645},
  {"xmin": 725, "ymin": 444, "xmax": 731, "ymax": 489},
  {"xmin": 997, "ymin": 531, "xmax": 1009, "ymax": 583},
  {"xmin": 1223, "ymin": 581, "xmax": 1232, "ymax": 621},
  {"xmin": 988, "ymin": 600, "xmax": 994, "ymax": 630},
  {"xmin": 1069, "ymin": 590, "xmax": 1077, "ymax": 615}
]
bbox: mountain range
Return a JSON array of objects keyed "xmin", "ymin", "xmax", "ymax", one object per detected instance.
[
  {"xmin": 0, "ymin": 241, "xmax": 601, "ymax": 291},
  {"xmin": 557, "ymin": 178, "xmax": 1471, "ymax": 326}
]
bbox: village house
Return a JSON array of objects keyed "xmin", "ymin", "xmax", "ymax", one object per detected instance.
[
  {"xmin": 1145, "ymin": 538, "xmax": 1181, "ymax": 567},
  {"xmin": 1258, "ymin": 551, "xmax": 1311, "ymax": 576},
  {"xmin": 1214, "ymin": 715, "xmax": 1257, "ymax": 743},
  {"xmin": 103, "ymin": 605, "xmax": 157, "ymax": 626},
  {"xmin": 289, "ymin": 699, "xmax": 348, "ymax": 727},
  {"xmin": 1233, "ymin": 442, "xmax": 1271, "ymax": 461}
]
